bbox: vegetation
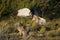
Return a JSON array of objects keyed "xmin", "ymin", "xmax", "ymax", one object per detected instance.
[
  {"xmin": 0, "ymin": 0, "xmax": 60, "ymax": 19},
  {"xmin": 0, "ymin": 0, "xmax": 60, "ymax": 40}
]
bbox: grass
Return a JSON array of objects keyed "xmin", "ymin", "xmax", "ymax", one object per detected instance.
[{"xmin": 0, "ymin": 16, "xmax": 60, "ymax": 40}]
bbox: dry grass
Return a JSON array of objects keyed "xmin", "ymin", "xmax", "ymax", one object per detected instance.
[{"xmin": 0, "ymin": 16, "xmax": 60, "ymax": 40}]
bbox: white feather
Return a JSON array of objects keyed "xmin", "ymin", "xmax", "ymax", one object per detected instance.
[
  {"xmin": 38, "ymin": 17, "xmax": 46, "ymax": 26},
  {"xmin": 17, "ymin": 8, "xmax": 31, "ymax": 17},
  {"xmin": 32, "ymin": 15, "xmax": 46, "ymax": 26}
]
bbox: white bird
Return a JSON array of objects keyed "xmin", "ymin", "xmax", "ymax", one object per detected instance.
[
  {"xmin": 38, "ymin": 17, "xmax": 46, "ymax": 26},
  {"xmin": 17, "ymin": 8, "xmax": 31, "ymax": 17},
  {"xmin": 32, "ymin": 15, "xmax": 46, "ymax": 26}
]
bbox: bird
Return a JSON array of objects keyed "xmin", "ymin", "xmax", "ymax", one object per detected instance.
[
  {"xmin": 17, "ymin": 8, "xmax": 31, "ymax": 17},
  {"xmin": 32, "ymin": 15, "xmax": 46, "ymax": 27}
]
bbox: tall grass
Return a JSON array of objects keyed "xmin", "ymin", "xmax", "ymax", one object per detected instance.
[{"xmin": 0, "ymin": 16, "xmax": 60, "ymax": 40}]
